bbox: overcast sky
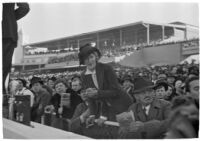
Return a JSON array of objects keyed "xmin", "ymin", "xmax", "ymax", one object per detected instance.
[{"xmin": 18, "ymin": 3, "xmax": 199, "ymax": 44}]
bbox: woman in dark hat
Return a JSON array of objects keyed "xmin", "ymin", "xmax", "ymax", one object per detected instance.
[{"xmin": 78, "ymin": 43, "xmax": 133, "ymax": 124}]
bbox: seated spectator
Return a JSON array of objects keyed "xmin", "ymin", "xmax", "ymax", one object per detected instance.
[
  {"xmin": 157, "ymin": 73, "xmax": 167, "ymax": 82},
  {"xmin": 69, "ymin": 90, "xmax": 90, "ymax": 135},
  {"xmin": 30, "ymin": 77, "xmax": 51, "ymax": 123},
  {"xmin": 15, "ymin": 78, "xmax": 34, "ymax": 107},
  {"xmin": 188, "ymin": 66, "xmax": 199, "ymax": 78},
  {"xmin": 69, "ymin": 75, "xmax": 83, "ymax": 117},
  {"xmin": 122, "ymin": 75, "xmax": 135, "ymax": 97},
  {"xmin": 50, "ymin": 79, "xmax": 74, "ymax": 119},
  {"xmin": 165, "ymin": 84, "xmax": 176, "ymax": 102},
  {"xmin": 118, "ymin": 78, "xmax": 171, "ymax": 139},
  {"xmin": 49, "ymin": 79, "xmax": 76, "ymax": 131},
  {"xmin": 185, "ymin": 76, "xmax": 199, "ymax": 100},
  {"xmin": 174, "ymin": 79, "xmax": 185, "ymax": 96},
  {"xmin": 47, "ymin": 77, "xmax": 57, "ymax": 96},
  {"xmin": 154, "ymin": 82, "xmax": 169, "ymax": 100},
  {"xmin": 167, "ymin": 73, "xmax": 176, "ymax": 86}
]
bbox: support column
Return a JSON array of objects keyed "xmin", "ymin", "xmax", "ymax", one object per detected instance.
[
  {"xmin": 119, "ymin": 29, "xmax": 122, "ymax": 47},
  {"xmin": 162, "ymin": 26, "xmax": 165, "ymax": 40},
  {"xmin": 96, "ymin": 33, "xmax": 100, "ymax": 49},
  {"xmin": 38, "ymin": 64, "xmax": 41, "ymax": 73},
  {"xmin": 146, "ymin": 24, "xmax": 150, "ymax": 45},
  {"xmin": 77, "ymin": 39, "xmax": 80, "ymax": 49},
  {"xmin": 184, "ymin": 28, "xmax": 187, "ymax": 40},
  {"xmin": 22, "ymin": 64, "xmax": 25, "ymax": 71},
  {"xmin": 67, "ymin": 40, "xmax": 69, "ymax": 48}
]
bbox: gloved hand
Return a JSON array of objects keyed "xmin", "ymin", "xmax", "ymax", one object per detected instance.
[{"xmin": 86, "ymin": 115, "xmax": 95, "ymax": 128}]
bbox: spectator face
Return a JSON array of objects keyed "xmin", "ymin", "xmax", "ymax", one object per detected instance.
[
  {"xmin": 135, "ymin": 89, "xmax": 155, "ymax": 106},
  {"xmin": 158, "ymin": 74, "xmax": 167, "ymax": 80},
  {"xmin": 175, "ymin": 80, "xmax": 183, "ymax": 91},
  {"xmin": 155, "ymin": 86, "xmax": 167, "ymax": 99},
  {"xmin": 188, "ymin": 79, "xmax": 199, "ymax": 99},
  {"xmin": 80, "ymin": 90, "xmax": 88, "ymax": 101},
  {"xmin": 71, "ymin": 80, "xmax": 81, "ymax": 92},
  {"xmin": 48, "ymin": 80, "xmax": 55, "ymax": 89},
  {"xmin": 16, "ymin": 80, "xmax": 24, "ymax": 91},
  {"xmin": 84, "ymin": 53, "xmax": 97, "ymax": 71},
  {"xmin": 55, "ymin": 82, "xmax": 67, "ymax": 94},
  {"xmin": 172, "ymin": 67, "xmax": 178, "ymax": 74},
  {"xmin": 151, "ymin": 74, "xmax": 157, "ymax": 80},
  {"xmin": 167, "ymin": 77, "xmax": 175, "ymax": 84},
  {"xmin": 166, "ymin": 86, "xmax": 173, "ymax": 97},
  {"xmin": 32, "ymin": 82, "xmax": 42, "ymax": 93}
]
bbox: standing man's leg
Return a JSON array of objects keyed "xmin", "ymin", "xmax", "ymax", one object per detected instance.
[{"xmin": 2, "ymin": 38, "xmax": 16, "ymax": 94}]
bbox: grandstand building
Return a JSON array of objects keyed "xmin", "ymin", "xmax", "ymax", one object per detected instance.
[{"xmin": 13, "ymin": 21, "xmax": 199, "ymax": 72}]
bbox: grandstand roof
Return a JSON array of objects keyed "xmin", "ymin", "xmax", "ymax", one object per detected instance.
[{"xmin": 24, "ymin": 21, "xmax": 190, "ymax": 47}]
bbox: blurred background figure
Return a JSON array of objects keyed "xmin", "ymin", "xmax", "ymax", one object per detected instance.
[{"xmin": 165, "ymin": 96, "xmax": 199, "ymax": 138}]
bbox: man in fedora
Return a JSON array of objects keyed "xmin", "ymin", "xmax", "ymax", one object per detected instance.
[
  {"xmin": 30, "ymin": 77, "xmax": 51, "ymax": 123},
  {"xmin": 78, "ymin": 43, "xmax": 133, "ymax": 125},
  {"xmin": 118, "ymin": 78, "xmax": 171, "ymax": 139}
]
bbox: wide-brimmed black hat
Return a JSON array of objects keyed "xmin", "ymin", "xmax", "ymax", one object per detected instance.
[
  {"xmin": 134, "ymin": 77, "xmax": 155, "ymax": 94},
  {"xmin": 78, "ymin": 43, "xmax": 101, "ymax": 65}
]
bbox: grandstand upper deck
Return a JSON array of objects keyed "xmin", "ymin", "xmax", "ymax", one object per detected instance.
[{"xmin": 23, "ymin": 21, "xmax": 198, "ymax": 53}]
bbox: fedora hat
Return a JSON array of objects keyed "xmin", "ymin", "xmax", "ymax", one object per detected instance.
[
  {"xmin": 78, "ymin": 43, "xmax": 101, "ymax": 65},
  {"xmin": 134, "ymin": 77, "xmax": 155, "ymax": 94}
]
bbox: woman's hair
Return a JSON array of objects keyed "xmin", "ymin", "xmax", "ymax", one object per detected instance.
[
  {"xmin": 54, "ymin": 79, "xmax": 68, "ymax": 88},
  {"xmin": 16, "ymin": 78, "xmax": 27, "ymax": 87}
]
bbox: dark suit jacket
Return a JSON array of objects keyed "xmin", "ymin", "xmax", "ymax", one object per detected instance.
[
  {"xmin": 31, "ymin": 88, "xmax": 51, "ymax": 123},
  {"xmin": 2, "ymin": 3, "xmax": 29, "ymax": 42},
  {"xmin": 50, "ymin": 89, "xmax": 83, "ymax": 119},
  {"xmin": 81, "ymin": 63, "xmax": 133, "ymax": 121},
  {"xmin": 119, "ymin": 99, "xmax": 171, "ymax": 139}
]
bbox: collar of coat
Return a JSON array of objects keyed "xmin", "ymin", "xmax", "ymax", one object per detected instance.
[
  {"xmin": 137, "ymin": 99, "xmax": 163, "ymax": 112},
  {"xmin": 85, "ymin": 68, "xmax": 96, "ymax": 75},
  {"xmin": 82, "ymin": 63, "xmax": 104, "ymax": 90}
]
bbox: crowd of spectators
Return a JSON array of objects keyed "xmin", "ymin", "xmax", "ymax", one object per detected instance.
[
  {"xmin": 48, "ymin": 53, "xmax": 79, "ymax": 64},
  {"xmin": 4, "ymin": 60, "xmax": 199, "ymax": 139},
  {"xmin": 25, "ymin": 48, "xmax": 78, "ymax": 56}
]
